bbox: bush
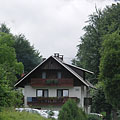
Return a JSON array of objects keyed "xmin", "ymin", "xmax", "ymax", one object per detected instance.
[
  {"xmin": 87, "ymin": 114, "xmax": 102, "ymax": 120},
  {"xmin": 58, "ymin": 99, "xmax": 87, "ymax": 120}
]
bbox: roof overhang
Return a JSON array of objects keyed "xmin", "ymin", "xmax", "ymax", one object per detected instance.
[{"xmin": 14, "ymin": 56, "xmax": 94, "ymax": 88}]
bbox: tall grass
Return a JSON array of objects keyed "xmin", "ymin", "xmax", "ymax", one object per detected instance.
[{"xmin": 0, "ymin": 108, "xmax": 51, "ymax": 120}]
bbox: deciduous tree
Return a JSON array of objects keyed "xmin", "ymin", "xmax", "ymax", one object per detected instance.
[
  {"xmin": 0, "ymin": 32, "xmax": 23, "ymax": 86},
  {"xmin": 99, "ymin": 31, "xmax": 120, "ymax": 109}
]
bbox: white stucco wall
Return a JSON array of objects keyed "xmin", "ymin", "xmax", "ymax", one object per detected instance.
[
  {"xmin": 24, "ymin": 86, "xmax": 36, "ymax": 106},
  {"xmin": 24, "ymin": 85, "xmax": 88, "ymax": 108}
]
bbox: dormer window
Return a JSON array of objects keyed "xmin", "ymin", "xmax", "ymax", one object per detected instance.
[
  {"xmin": 42, "ymin": 72, "xmax": 46, "ymax": 79},
  {"xmin": 57, "ymin": 72, "xmax": 61, "ymax": 79}
]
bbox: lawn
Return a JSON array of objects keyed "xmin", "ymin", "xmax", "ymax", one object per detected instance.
[{"xmin": 0, "ymin": 109, "xmax": 52, "ymax": 120}]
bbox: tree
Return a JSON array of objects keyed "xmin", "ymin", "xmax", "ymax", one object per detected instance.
[
  {"xmin": 0, "ymin": 23, "xmax": 10, "ymax": 33},
  {"xmin": 99, "ymin": 31, "xmax": 120, "ymax": 109},
  {"xmin": 73, "ymin": 3, "xmax": 120, "ymax": 120},
  {"xmin": 0, "ymin": 24, "xmax": 42, "ymax": 74},
  {"xmin": 14, "ymin": 34, "xmax": 42, "ymax": 73},
  {"xmin": 58, "ymin": 99, "xmax": 87, "ymax": 120},
  {"xmin": 74, "ymin": 3, "xmax": 120, "ymax": 84},
  {"xmin": 0, "ymin": 32, "xmax": 24, "ymax": 109},
  {"xmin": 73, "ymin": 9, "xmax": 103, "ymax": 84},
  {"xmin": 0, "ymin": 32, "xmax": 23, "ymax": 86},
  {"xmin": 91, "ymin": 82, "xmax": 112, "ymax": 120},
  {"xmin": 0, "ymin": 65, "xmax": 23, "ymax": 110}
]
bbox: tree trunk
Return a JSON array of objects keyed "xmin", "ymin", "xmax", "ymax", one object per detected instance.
[{"xmin": 112, "ymin": 109, "xmax": 118, "ymax": 120}]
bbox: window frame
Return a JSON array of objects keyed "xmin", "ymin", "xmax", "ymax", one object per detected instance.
[
  {"xmin": 36, "ymin": 89, "xmax": 48, "ymax": 97},
  {"xmin": 42, "ymin": 72, "xmax": 46, "ymax": 79},
  {"xmin": 57, "ymin": 89, "xmax": 69, "ymax": 97},
  {"xmin": 57, "ymin": 72, "xmax": 62, "ymax": 79}
]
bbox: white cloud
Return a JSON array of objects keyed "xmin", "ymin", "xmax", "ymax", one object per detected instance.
[{"xmin": 0, "ymin": 0, "xmax": 117, "ymax": 63}]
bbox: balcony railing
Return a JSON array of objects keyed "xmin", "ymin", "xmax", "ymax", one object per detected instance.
[
  {"xmin": 30, "ymin": 78, "xmax": 73, "ymax": 87},
  {"xmin": 27, "ymin": 97, "xmax": 79, "ymax": 107}
]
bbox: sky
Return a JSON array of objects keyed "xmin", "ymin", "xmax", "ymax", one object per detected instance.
[{"xmin": 0, "ymin": 0, "xmax": 118, "ymax": 63}]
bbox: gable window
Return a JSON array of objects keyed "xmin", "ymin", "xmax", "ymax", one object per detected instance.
[
  {"xmin": 42, "ymin": 72, "xmax": 46, "ymax": 79},
  {"xmin": 36, "ymin": 89, "xmax": 48, "ymax": 97},
  {"xmin": 57, "ymin": 89, "xmax": 69, "ymax": 97},
  {"xmin": 57, "ymin": 72, "xmax": 61, "ymax": 79}
]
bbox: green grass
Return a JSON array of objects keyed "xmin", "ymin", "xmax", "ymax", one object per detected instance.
[{"xmin": 0, "ymin": 108, "xmax": 51, "ymax": 120}]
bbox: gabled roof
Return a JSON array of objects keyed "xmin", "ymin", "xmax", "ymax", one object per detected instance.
[
  {"xmin": 63, "ymin": 63, "xmax": 94, "ymax": 74},
  {"xmin": 14, "ymin": 56, "xmax": 94, "ymax": 88}
]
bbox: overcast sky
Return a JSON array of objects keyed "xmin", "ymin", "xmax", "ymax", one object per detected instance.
[{"xmin": 0, "ymin": 0, "xmax": 118, "ymax": 63}]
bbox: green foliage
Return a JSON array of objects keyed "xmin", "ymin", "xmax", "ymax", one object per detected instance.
[
  {"xmin": 0, "ymin": 66, "xmax": 23, "ymax": 110},
  {"xmin": 58, "ymin": 99, "xmax": 87, "ymax": 120},
  {"xmin": 0, "ymin": 25, "xmax": 24, "ymax": 109},
  {"xmin": 14, "ymin": 34, "xmax": 42, "ymax": 73},
  {"xmin": 0, "ymin": 23, "xmax": 42, "ymax": 111},
  {"xmin": 0, "ymin": 24, "xmax": 42, "ymax": 74},
  {"xmin": 87, "ymin": 114, "xmax": 102, "ymax": 120},
  {"xmin": 0, "ymin": 108, "xmax": 51, "ymax": 120},
  {"xmin": 0, "ymin": 23, "xmax": 10, "ymax": 33},
  {"xmin": 91, "ymin": 82, "xmax": 112, "ymax": 120},
  {"xmin": 73, "ymin": 3, "xmax": 120, "ymax": 119},
  {"xmin": 99, "ymin": 31, "xmax": 120, "ymax": 109},
  {"xmin": 73, "ymin": 9, "xmax": 103, "ymax": 84},
  {"xmin": 74, "ymin": 3, "xmax": 120, "ymax": 85},
  {"xmin": 0, "ymin": 32, "xmax": 24, "ymax": 86}
]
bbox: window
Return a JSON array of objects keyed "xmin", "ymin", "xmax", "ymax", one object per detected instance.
[
  {"xmin": 63, "ymin": 90, "xmax": 69, "ymax": 97},
  {"xmin": 42, "ymin": 72, "xmax": 46, "ymax": 79},
  {"xmin": 57, "ymin": 89, "xmax": 69, "ymax": 97},
  {"xmin": 37, "ymin": 90, "xmax": 43, "ymax": 97},
  {"xmin": 27, "ymin": 97, "xmax": 32, "ymax": 102},
  {"xmin": 57, "ymin": 72, "xmax": 61, "ymax": 79},
  {"xmin": 36, "ymin": 89, "xmax": 48, "ymax": 97},
  {"xmin": 57, "ymin": 89, "xmax": 62, "ymax": 97}
]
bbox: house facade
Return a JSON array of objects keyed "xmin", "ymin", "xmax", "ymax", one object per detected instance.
[{"xmin": 15, "ymin": 53, "xmax": 94, "ymax": 113}]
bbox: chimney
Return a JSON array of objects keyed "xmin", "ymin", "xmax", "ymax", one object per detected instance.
[
  {"xmin": 54, "ymin": 53, "xmax": 59, "ymax": 58},
  {"xmin": 59, "ymin": 55, "xmax": 63, "ymax": 61},
  {"xmin": 54, "ymin": 53, "xmax": 63, "ymax": 61}
]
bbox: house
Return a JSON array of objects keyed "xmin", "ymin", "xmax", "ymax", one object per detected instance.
[{"xmin": 15, "ymin": 53, "xmax": 94, "ymax": 113}]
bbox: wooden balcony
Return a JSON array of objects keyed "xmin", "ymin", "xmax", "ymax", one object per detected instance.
[
  {"xmin": 27, "ymin": 97, "xmax": 79, "ymax": 107},
  {"xmin": 30, "ymin": 78, "xmax": 73, "ymax": 87}
]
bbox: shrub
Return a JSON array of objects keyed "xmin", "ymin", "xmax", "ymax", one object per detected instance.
[
  {"xmin": 87, "ymin": 114, "xmax": 102, "ymax": 120},
  {"xmin": 58, "ymin": 99, "xmax": 87, "ymax": 120}
]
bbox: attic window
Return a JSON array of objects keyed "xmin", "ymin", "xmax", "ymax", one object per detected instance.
[
  {"xmin": 57, "ymin": 72, "xmax": 61, "ymax": 79},
  {"xmin": 42, "ymin": 72, "xmax": 46, "ymax": 79}
]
